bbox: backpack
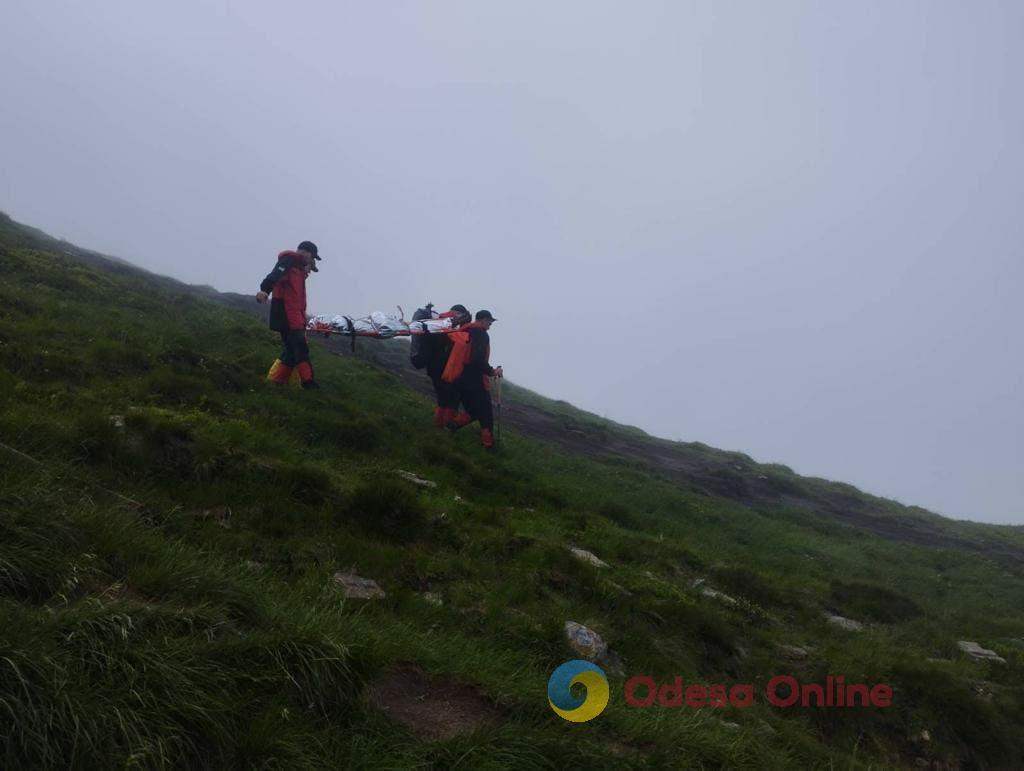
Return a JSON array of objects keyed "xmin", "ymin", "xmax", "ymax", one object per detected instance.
[{"xmin": 409, "ymin": 303, "xmax": 436, "ymax": 369}]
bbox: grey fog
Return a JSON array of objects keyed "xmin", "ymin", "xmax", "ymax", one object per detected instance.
[{"xmin": 1, "ymin": 1, "xmax": 1021, "ymax": 523}]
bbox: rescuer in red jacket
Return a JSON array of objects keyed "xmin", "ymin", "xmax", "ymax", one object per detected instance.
[{"xmin": 256, "ymin": 241, "xmax": 321, "ymax": 389}]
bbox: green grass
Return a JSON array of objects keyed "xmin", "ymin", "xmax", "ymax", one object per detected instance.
[{"xmin": 1, "ymin": 210, "xmax": 1023, "ymax": 768}]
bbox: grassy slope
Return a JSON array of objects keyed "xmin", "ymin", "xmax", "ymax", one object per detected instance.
[{"xmin": 1, "ymin": 211, "xmax": 1023, "ymax": 769}]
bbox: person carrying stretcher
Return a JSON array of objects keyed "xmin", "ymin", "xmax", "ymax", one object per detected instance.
[
  {"xmin": 256, "ymin": 241, "xmax": 321, "ymax": 390},
  {"xmin": 443, "ymin": 310, "xmax": 503, "ymax": 449}
]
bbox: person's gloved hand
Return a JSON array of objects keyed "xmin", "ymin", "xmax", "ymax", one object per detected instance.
[
  {"xmin": 256, "ymin": 291, "xmax": 269, "ymax": 303},
  {"xmin": 493, "ymin": 366, "xmax": 504, "ymax": 378}
]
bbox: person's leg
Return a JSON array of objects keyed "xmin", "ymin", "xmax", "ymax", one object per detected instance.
[
  {"xmin": 440, "ymin": 381, "xmax": 462, "ymax": 425},
  {"xmin": 446, "ymin": 381, "xmax": 477, "ymax": 431},
  {"xmin": 475, "ymin": 389, "xmax": 495, "ymax": 448},
  {"xmin": 288, "ymin": 331, "xmax": 317, "ymax": 388},
  {"xmin": 268, "ymin": 331, "xmax": 294, "ymax": 383},
  {"xmin": 430, "ymin": 375, "xmax": 448, "ymax": 426}
]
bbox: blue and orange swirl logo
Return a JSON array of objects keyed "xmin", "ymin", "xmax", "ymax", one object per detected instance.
[{"xmin": 547, "ymin": 660, "xmax": 609, "ymax": 722}]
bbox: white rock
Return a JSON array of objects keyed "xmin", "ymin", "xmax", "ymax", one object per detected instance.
[
  {"xmin": 569, "ymin": 547, "xmax": 609, "ymax": 569},
  {"xmin": 692, "ymin": 578, "xmax": 736, "ymax": 605},
  {"xmin": 825, "ymin": 613, "xmax": 864, "ymax": 631},
  {"xmin": 778, "ymin": 644, "xmax": 810, "ymax": 660},
  {"xmin": 333, "ymin": 572, "xmax": 386, "ymax": 600},
  {"xmin": 701, "ymin": 587, "xmax": 737, "ymax": 605},
  {"xmin": 957, "ymin": 641, "xmax": 1006, "ymax": 664},
  {"xmin": 395, "ymin": 470, "xmax": 437, "ymax": 488}
]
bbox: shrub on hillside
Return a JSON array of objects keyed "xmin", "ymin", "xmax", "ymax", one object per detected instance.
[
  {"xmin": 267, "ymin": 462, "xmax": 338, "ymax": 506},
  {"xmin": 598, "ymin": 501, "xmax": 643, "ymax": 530},
  {"xmin": 829, "ymin": 579, "xmax": 923, "ymax": 623},
  {"xmin": 90, "ymin": 339, "xmax": 153, "ymax": 375},
  {"xmin": 141, "ymin": 366, "xmax": 216, "ymax": 406},
  {"xmin": 888, "ymin": 660, "xmax": 1024, "ymax": 767},
  {"xmin": 73, "ymin": 411, "xmax": 124, "ymax": 463},
  {"xmin": 341, "ymin": 479, "xmax": 426, "ymax": 543},
  {"xmin": 711, "ymin": 565, "xmax": 787, "ymax": 608},
  {"xmin": 418, "ymin": 441, "xmax": 469, "ymax": 472},
  {"xmin": 762, "ymin": 469, "xmax": 806, "ymax": 497},
  {"xmin": 303, "ymin": 415, "xmax": 382, "ymax": 452},
  {"xmin": 123, "ymin": 409, "xmax": 197, "ymax": 476}
]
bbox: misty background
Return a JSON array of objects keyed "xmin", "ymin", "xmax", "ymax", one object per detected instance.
[{"xmin": 1, "ymin": 2, "xmax": 1021, "ymax": 524}]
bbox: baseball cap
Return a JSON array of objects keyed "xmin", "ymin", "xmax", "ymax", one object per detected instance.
[{"xmin": 297, "ymin": 241, "xmax": 322, "ymax": 271}]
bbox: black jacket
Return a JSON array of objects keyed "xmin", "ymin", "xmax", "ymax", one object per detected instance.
[{"xmin": 459, "ymin": 327, "xmax": 494, "ymax": 383}]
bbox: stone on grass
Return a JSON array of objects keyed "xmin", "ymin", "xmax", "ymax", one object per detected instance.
[
  {"xmin": 395, "ymin": 470, "xmax": 437, "ymax": 488},
  {"xmin": 565, "ymin": 621, "xmax": 624, "ymax": 675},
  {"xmin": 957, "ymin": 641, "xmax": 1006, "ymax": 664},
  {"xmin": 777, "ymin": 644, "xmax": 810, "ymax": 660},
  {"xmin": 333, "ymin": 572, "xmax": 386, "ymax": 600},
  {"xmin": 569, "ymin": 547, "xmax": 609, "ymax": 568},
  {"xmin": 692, "ymin": 578, "xmax": 737, "ymax": 606},
  {"xmin": 565, "ymin": 621, "xmax": 609, "ymax": 659},
  {"xmin": 824, "ymin": 613, "xmax": 864, "ymax": 632}
]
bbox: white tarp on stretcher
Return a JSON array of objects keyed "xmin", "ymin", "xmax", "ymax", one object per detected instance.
[{"xmin": 307, "ymin": 311, "xmax": 455, "ymax": 338}]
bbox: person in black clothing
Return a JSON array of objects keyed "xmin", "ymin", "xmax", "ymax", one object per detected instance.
[{"xmin": 445, "ymin": 310, "xmax": 503, "ymax": 449}]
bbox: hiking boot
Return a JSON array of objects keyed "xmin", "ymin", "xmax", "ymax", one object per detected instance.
[
  {"xmin": 301, "ymin": 379, "xmax": 321, "ymax": 390},
  {"xmin": 446, "ymin": 411, "xmax": 473, "ymax": 432},
  {"xmin": 267, "ymin": 360, "xmax": 293, "ymax": 384}
]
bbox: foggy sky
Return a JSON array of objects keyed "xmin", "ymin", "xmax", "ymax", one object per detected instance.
[{"xmin": 2, "ymin": 2, "xmax": 1021, "ymax": 524}]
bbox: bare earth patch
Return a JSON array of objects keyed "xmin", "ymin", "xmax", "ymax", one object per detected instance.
[{"xmin": 367, "ymin": 665, "xmax": 502, "ymax": 740}]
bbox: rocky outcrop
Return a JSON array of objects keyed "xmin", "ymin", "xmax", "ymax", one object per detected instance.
[
  {"xmin": 395, "ymin": 470, "xmax": 437, "ymax": 488},
  {"xmin": 333, "ymin": 572, "xmax": 386, "ymax": 600},
  {"xmin": 824, "ymin": 613, "xmax": 864, "ymax": 631},
  {"xmin": 569, "ymin": 547, "xmax": 609, "ymax": 568},
  {"xmin": 957, "ymin": 641, "xmax": 1006, "ymax": 664},
  {"xmin": 564, "ymin": 621, "xmax": 624, "ymax": 675}
]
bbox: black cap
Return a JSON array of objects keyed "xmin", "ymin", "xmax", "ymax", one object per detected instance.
[
  {"xmin": 475, "ymin": 310, "xmax": 497, "ymax": 322},
  {"xmin": 297, "ymin": 241, "xmax": 321, "ymax": 271},
  {"xmin": 450, "ymin": 304, "xmax": 469, "ymax": 315}
]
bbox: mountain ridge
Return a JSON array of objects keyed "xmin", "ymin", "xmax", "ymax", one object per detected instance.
[{"xmin": 2, "ymin": 209, "xmax": 1023, "ymax": 769}]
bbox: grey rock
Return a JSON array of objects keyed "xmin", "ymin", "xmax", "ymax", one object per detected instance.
[
  {"xmin": 957, "ymin": 641, "xmax": 1006, "ymax": 664},
  {"xmin": 333, "ymin": 572, "xmax": 386, "ymax": 600},
  {"xmin": 565, "ymin": 621, "xmax": 608, "ymax": 659},
  {"xmin": 692, "ymin": 578, "xmax": 737, "ymax": 605},
  {"xmin": 396, "ymin": 470, "xmax": 437, "ymax": 488},
  {"xmin": 569, "ymin": 547, "xmax": 609, "ymax": 568},
  {"xmin": 778, "ymin": 644, "xmax": 810, "ymax": 660},
  {"xmin": 824, "ymin": 613, "xmax": 864, "ymax": 631},
  {"xmin": 564, "ymin": 621, "xmax": 624, "ymax": 675}
]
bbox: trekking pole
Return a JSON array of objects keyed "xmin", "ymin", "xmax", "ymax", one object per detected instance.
[{"xmin": 495, "ymin": 374, "xmax": 502, "ymax": 448}]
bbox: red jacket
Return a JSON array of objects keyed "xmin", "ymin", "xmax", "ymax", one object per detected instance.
[{"xmin": 260, "ymin": 250, "xmax": 307, "ymax": 332}]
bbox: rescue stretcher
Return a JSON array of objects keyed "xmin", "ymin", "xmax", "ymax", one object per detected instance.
[{"xmin": 306, "ymin": 307, "xmax": 454, "ymax": 339}]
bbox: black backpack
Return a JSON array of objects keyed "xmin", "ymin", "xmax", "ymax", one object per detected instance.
[{"xmin": 409, "ymin": 303, "xmax": 436, "ymax": 369}]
